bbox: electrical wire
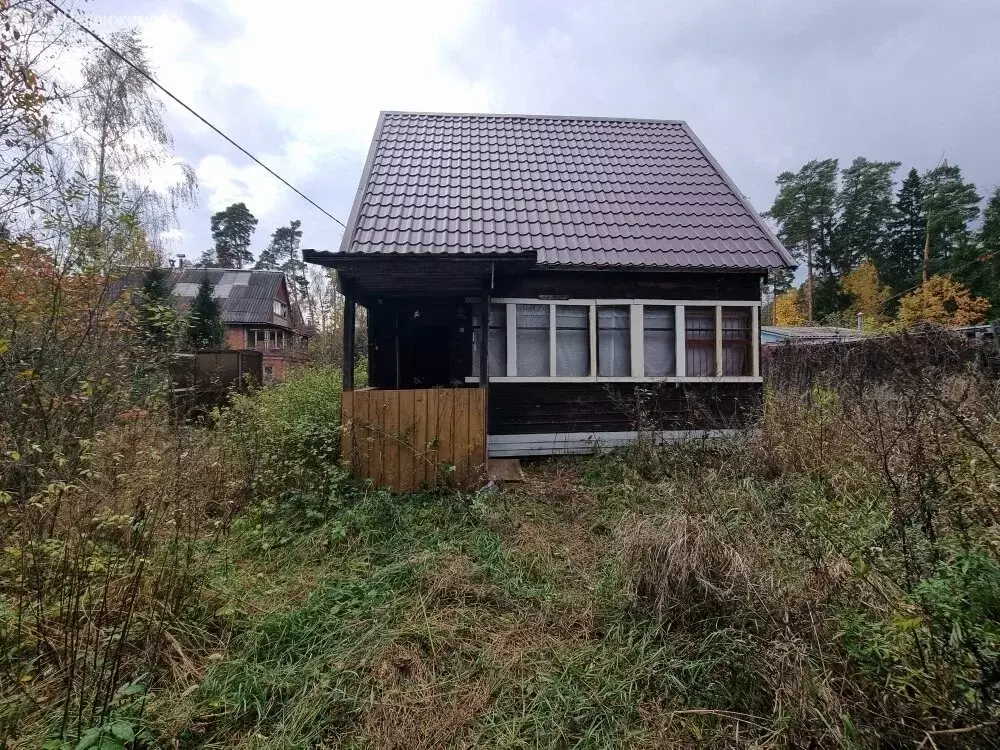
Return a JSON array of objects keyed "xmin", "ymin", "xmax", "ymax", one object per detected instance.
[{"xmin": 42, "ymin": 0, "xmax": 347, "ymax": 229}]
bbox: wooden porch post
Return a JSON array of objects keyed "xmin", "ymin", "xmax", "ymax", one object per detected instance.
[{"xmin": 343, "ymin": 283, "xmax": 356, "ymax": 391}]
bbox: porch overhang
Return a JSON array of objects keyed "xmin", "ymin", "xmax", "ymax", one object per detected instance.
[{"xmin": 303, "ymin": 250, "xmax": 536, "ymax": 300}]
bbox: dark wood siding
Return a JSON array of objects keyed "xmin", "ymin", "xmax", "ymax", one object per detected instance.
[
  {"xmin": 488, "ymin": 382, "xmax": 761, "ymax": 435},
  {"xmin": 493, "ymin": 270, "xmax": 763, "ymax": 301}
]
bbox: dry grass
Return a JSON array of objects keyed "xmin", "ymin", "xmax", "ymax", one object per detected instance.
[
  {"xmin": 614, "ymin": 512, "xmax": 752, "ymax": 623},
  {"xmin": 363, "ymin": 644, "xmax": 493, "ymax": 750}
]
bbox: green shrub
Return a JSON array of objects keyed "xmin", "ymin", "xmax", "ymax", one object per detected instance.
[{"xmin": 223, "ymin": 367, "xmax": 344, "ymax": 526}]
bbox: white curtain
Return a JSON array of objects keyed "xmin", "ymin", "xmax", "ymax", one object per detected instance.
[
  {"xmin": 643, "ymin": 306, "xmax": 675, "ymax": 376},
  {"xmin": 556, "ymin": 305, "xmax": 589, "ymax": 376},
  {"xmin": 598, "ymin": 306, "xmax": 630, "ymax": 376},
  {"xmin": 685, "ymin": 307, "xmax": 716, "ymax": 376},
  {"xmin": 516, "ymin": 304, "xmax": 550, "ymax": 376}
]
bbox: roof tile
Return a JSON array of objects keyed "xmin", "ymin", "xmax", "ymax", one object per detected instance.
[{"xmin": 333, "ymin": 112, "xmax": 793, "ymax": 270}]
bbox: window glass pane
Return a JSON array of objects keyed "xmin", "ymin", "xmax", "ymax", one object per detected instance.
[
  {"xmin": 685, "ymin": 307, "xmax": 716, "ymax": 376},
  {"xmin": 556, "ymin": 305, "xmax": 589, "ymax": 376},
  {"xmin": 643, "ymin": 306, "xmax": 675, "ymax": 377},
  {"xmin": 516, "ymin": 304, "xmax": 550, "ymax": 376},
  {"xmin": 597, "ymin": 306, "xmax": 630, "ymax": 376},
  {"xmin": 722, "ymin": 308, "xmax": 752, "ymax": 376},
  {"xmin": 472, "ymin": 304, "xmax": 507, "ymax": 377}
]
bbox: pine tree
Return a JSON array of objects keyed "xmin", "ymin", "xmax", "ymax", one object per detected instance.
[
  {"xmin": 831, "ymin": 158, "xmax": 900, "ymax": 275},
  {"xmin": 922, "ymin": 162, "xmax": 980, "ymax": 280},
  {"xmin": 256, "ymin": 219, "xmax": 308, "ymax": 303},
  {"xmin": 137, "ymin": 267, "xmax": 179, "ymax": 351},
  {"xmin": 880, "ymin": 168, "xmax": 925, "ymax": 296},
  {"xmin": 194, "ymin": 247, "xmax": 219, "ymax": 268},
  {"xmin": 210, "ymin": 202, "xmax": 258, "ymax": 269},
  {"xmin": 959, "ymin": 186, "xmax": 1000, "ymax": 311},
  {"xmin": 765, "ymin": 159, "xmax": 839, "ymax": 323},
  {"xmin": 186, "ymin": 276, "xmax": 225, "ymax": 349}
]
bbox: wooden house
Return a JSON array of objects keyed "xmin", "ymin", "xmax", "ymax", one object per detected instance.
[{"xmin": 305, "ymin": 112, "xmax": 794, "ymax": 488}]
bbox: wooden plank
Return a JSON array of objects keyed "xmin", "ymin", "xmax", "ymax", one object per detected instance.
[
  {"xmin": 437, "ymin": 389, "xmax": 454, "ymax": 487},
  {"xmin": 468, "ymin": 388, "xmax": 486, "ymax": 485},
  {"xmin": 361, "ymin": 391, "xmax": 373, "ymax": 485},
  {"xmin": 413, "ymin": 389, "xmax": 428, "ymax": 489},
  {"xmin": 453, "ymin": 389, "xmax": 470, "ymax": 486},
  {"xmin": 426, "ymin": 389, "xmax": 440, "ymax": 489},
  {"xmin": 366, "ymin": 390, "xmax": 379, "ymax": 487},
  {"xmin": 383, "ymin": 391, "xmax": 399, "ymax": 490},
  {"xmin": 397, "ymin": 389, "xmax": 415, "ymax": 492},
  {"xmin": 342, "ymin": 390, "xmax": 354, "ymax": 472}
]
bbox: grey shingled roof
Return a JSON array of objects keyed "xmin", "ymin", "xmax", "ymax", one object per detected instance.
[
  {"xmin": 113, "ymin": 269, "xmax": 300, "ymax": 328},
  {"xmin": 167, "ymin": 269, "xmax": 283, "ymax": 325},
  {"xmin": 332, "ymin": 111, "xmax": 794, "ymax": 271}
]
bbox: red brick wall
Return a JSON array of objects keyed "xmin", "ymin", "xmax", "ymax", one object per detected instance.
[{"xmin": 226, "ymin": 326, "xmax": 246, "ymax": 350}]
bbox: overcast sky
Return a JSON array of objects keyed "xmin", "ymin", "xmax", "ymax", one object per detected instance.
[{"xmin": 85, "ymin": 0, "xmax": 1000, "ymax": 263}]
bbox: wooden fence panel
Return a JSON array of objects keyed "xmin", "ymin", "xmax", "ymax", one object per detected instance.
[{"xmin": 342, "ymin": 388, "xmax": 486, "ymax": 492}]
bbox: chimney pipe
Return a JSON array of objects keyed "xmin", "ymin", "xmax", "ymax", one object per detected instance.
[{"xmin": 856, "ymin": 311, "xmax": 864, "ymax": 332}]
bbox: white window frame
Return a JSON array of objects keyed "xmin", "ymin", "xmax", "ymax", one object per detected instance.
[{"xmin": 467, "ymin": 298, "xmax": 761, "ymax": 384}]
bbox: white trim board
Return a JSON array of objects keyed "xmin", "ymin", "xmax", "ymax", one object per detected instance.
[
  {"xmin": 488, "ymin": 429, "xmax": 744, "ymax": 457},
  {"xmin": 488, "ymin": 297, "xmax": 762, "ymax": 307},
  {"xmin": 465, "ymin": 376, "xmax": 762, "ymax": 384}
]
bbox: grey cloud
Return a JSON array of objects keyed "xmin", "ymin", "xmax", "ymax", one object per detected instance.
[{"xmin": 448, "ymin": 0, "xmax": 1000, "ymax": 214}]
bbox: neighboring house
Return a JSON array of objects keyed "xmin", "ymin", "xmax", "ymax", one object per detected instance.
[
  {"xmin": 761, "ymin": 326, "xmax": 865, "ymax": 345},
  {"xmin": 117, "ymin": 268, "xmax": 308, "ymax": 381},
  {"xmin": 305, "ymin": 112, "xmax": 794, "ymax": 458},
  {"xmin": 167, "ymin": 269, "xmax": 308, "ymax": 381}
]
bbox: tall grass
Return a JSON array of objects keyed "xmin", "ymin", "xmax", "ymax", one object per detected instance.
[
  {"xmin": 5, "ymin": 337, "xmax": 1000, "ymax": 748},
  {"xmin": 0, "ymin": 368, "xmax": 343, "ymax": 748}
]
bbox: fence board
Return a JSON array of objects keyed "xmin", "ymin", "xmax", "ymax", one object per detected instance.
[
  {"xmin": 383, "ymin": 392, "xmax": 399, "ymax": 490},
  {"xmin": 341, "ymin": 388, "xmax": 485, "ymax": 492},
  {"xmin": 453, "ymin": 389, "xmax": 470, "ymax": 485},
  {"xmin": 426, "ymin": 389, "xmax": 440, "ymax": 489},
  {"xmin": 413, "ymin": 389, "xmax": 428, "ymax": 489},
  {"xmin": 398, "ymin": 390, "xmax": 415, "ymax": 492}
]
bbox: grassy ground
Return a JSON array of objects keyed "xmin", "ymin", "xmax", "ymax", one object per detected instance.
[
  {"xmin": 5, "ymin": 359, "xmax": 1000, "ymax": 748},
  {"xmin": 152, "ymin": 456, "xmax": 759, "ymax": 749}
]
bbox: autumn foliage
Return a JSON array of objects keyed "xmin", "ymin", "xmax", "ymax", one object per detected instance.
[{"xmin": 897, "ymin": 274, "xmax": 991, "ymax": 326}]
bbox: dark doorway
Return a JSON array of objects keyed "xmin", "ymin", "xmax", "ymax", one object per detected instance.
[{"xmin": 399, "ymin": 321, "xmax": 452, "ymax": 387}]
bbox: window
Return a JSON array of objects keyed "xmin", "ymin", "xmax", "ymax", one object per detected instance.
[
  {"xmin": 472, "ymin": 304, "xmax": 507, "ymax": 377},
  {"xmin": 643, "ymin": 306, "xmax": 675, "ymax": 377},
  {"xmin": 467, "ymin": 299, "xmax": 758, "ymax": 382},
  {"xmin": 597, "ymin": 306, "xmax": 630, "ymax": 376},
  {"xmin": 685, "ymin": 307, "xmax": 716, "ymax": 376},
  {"xmin": 722, "ymin": 308, "xmax": 752, "ymax": 376},
  {"xmin": 273, "ymin": 300, "xmax": 287, "ymax": 317},
  {"xmin": 556, "ymin": 305, "xmax": 590, "ymax": 376},
  {"xmin": 516, "ymin": 304, "xmax": 550, "ymax": 377}
]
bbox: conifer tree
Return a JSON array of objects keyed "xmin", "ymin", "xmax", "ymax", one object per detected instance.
[
  {"xmin": 210, "ymin": 202, "xmax": 258, "ymax": 268},
  {"xmin": 880, "ymin": 168, "xmax": 925, "ymax": 296},
  {"xmin": 186, "ymin": 276, "xmax": 225, "ymax": 349}
]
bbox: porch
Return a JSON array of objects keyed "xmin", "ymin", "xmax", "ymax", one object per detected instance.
[{"xmin": 332, "ymin": 256, "xmax": 512, "ymax": 491}]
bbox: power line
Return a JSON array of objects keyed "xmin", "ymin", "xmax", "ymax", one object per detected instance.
[{"xmin": 42, "ymin": 0, "xmax": 347, "ymax": 229}]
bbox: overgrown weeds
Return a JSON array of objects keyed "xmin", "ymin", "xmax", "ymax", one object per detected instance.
[
  {"xmin": 6, "ymin": 333, "xmax": 1000, "ymax": 748},
  {"xmin": 0, "ymin": 367, "xmax": 343, "ymax": 748}
]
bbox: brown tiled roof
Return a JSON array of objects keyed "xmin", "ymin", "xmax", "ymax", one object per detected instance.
[{"xmin": 326, "ymin": 112, "xmax": 793, "ymax": 271}]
